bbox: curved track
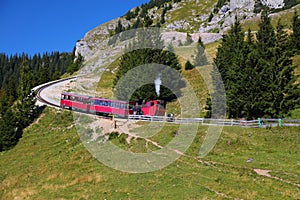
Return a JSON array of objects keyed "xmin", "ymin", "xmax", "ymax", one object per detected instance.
[{"xmin": 35, "ymin": 76, "xmax": 78, "ymax": 108}]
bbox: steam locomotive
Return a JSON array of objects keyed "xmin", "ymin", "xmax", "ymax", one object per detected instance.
[{"xmin": 60, "ymin": 92, "xmax": 166, "ymax": 117}]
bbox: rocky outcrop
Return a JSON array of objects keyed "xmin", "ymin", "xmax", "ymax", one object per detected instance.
[
  {"xmin": 261, "ymin": 0, "xmax": 284, "ymax": 9},
  {"xmin": 75, "ymin": 0, "xmax": 294, "ymax": 71},
  {"xmin": 166, "ymin": 0, "xmax": 285, "ymax": 34}
]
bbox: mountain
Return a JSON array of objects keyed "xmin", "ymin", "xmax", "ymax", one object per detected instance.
[
  {"xmin": 1, "ymin": 1, "xmax": 300, "ymax": 199},
  {"xmin": 75, "ymin": 0, "xmax": 300, "ymax": 66}
]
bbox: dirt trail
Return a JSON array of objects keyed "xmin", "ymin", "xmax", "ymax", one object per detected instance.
[{"xmin": 254, "ymin": 169, "xmax": 300, "ymax": 187}]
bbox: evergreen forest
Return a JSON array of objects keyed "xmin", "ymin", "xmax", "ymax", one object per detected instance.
[
  {"xmin": 208, "ymin": 10, "xmax": 300, "ymax": 119},
  {"xmin": 0, "ymin": 50, "xmax": 81, "ymax": 151}
]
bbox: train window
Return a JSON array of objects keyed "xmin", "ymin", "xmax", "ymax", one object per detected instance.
[
  {"xmin": 151, "ymin": 102, "xmax": 154, "ymax": 106},
  {"xmin": 111, "ymin": 102, "xmax": 115, "ymax": 107},
  {"xmin": 115, "ymin": 102, "xmax": 120, "ymax": 108},
  {"xmin": 94, "ymin": 100, "xmax": 99, "ymax": 105},
  {"xmin": 96, "ymin": 100, "xmax": 102, "ymax": 106},
  {"xmin": 71, "ymin": 96, "xmax": 75, "ymax": 101},
  {"xmin": 61, "ymin": 95, "xmax": 64, "ymax": 99},
  {"xmin": 104, "ymin": 101, "xmax": 108, "ymax": 106},
  {"xmin": 120, "ymin": 104, "xmax": 124, "ymax": 109},
  {"xmin": 148, "ymin": 102, "xmax": 150, "ymax": 107}
]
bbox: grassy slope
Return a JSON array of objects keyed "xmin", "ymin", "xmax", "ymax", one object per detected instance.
[
  {"xmin": 2, "ymin": 3, "xmax": 300, "ymax": 199},
  {"xmin": 0, "ymin": 107, "xmax": 299, "ymax": 199},
  {"xmin": 242, "ymin": 4, "xmax": 300, "ymax": 31}
]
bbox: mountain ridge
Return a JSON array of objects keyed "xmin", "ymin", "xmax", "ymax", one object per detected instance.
[{"xmin": 75, "ymin": 0, "xmax": 300, "ymax": 64}]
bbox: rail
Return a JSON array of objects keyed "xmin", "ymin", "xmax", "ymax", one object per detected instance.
[{"xmin": 34, "ymin": 76, "xmax": 79, "ymax": 108}]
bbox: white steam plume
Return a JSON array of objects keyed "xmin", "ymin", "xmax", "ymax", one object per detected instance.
[{"xmin": 154, "ymin": 76, "xmax": 161, "ymax": 97}]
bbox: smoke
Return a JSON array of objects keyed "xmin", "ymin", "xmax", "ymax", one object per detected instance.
[{"xmin": 154, "ymin": 75, "xmax": 161, "ymax": 97}]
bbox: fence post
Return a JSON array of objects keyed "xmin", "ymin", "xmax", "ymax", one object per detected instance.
[
  {"xmin": 278, "ymin": 118, "xmax": 282, "ymax": 127},
  {"xmin": 258, "ymin": 118, "xmax": 262, "ymax": 128}
]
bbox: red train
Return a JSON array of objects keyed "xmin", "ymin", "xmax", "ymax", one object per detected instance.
[{"xmin": 60, "ymin": 92, "xmax": 166, "ymax": 117}]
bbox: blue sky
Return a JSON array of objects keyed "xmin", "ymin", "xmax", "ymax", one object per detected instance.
[{"xmin": 0, "ymin": 0, "xmax": 149, "ymax": 56}]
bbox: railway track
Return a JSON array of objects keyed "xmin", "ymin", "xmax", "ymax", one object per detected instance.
[{"xmin": 35, "ymin": 76, "xmax": 78, "ymax": 108}]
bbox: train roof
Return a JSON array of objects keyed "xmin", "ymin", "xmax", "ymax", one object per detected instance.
[
  {"xmin": 61, "ymin": 92, "xmax": 163, "ymax": 103},
  {"xmin": 89, "ymin": 97, "xmax": 128, "ymax": 103},
  {"xmin": 62, "ymin": 92, "xmax": 128, "ymax": 103},
  {"xmin": 61, "ymin": 92, "xmax": 91, "ymax": 99}
]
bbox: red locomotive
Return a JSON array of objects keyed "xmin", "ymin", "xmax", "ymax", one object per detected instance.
[{"xmin": 60, "ymin": 92, "xmax": 166, "ymax": 117}]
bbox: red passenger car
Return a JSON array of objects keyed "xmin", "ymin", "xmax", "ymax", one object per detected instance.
[
  {"xmin": 89, "ymin": 98, "xmax": 133, "ymax": 117},
  {"xmin": 60, "ymin": 93, "xmax": 90, "ymax": 112},
  {"xmin": 60, "ymin": 92, "xmax": 165, "ymax": 117}
]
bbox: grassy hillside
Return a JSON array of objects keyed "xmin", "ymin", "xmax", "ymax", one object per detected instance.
[
  {"xmin": 242, "ymin": 4, "xmax": 300, "ymax": 31},
  {"xmin": 2, "ymin": 2, "xmax": 300, "ymax": 199},
  {"xmin": 0, "ymin": 107, "xmax": 299, "ymax": 199}
]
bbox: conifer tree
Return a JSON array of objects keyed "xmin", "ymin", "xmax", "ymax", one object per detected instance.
[
  {"xmin": 0, "ymin": 109, "xmax": 17, "ymax": 151},
  {"xmin": 213, "ymin": 16, "xmax": 248, "ymax": 118},
  {"xmin": 15, "ymin": 55, "xmax": 38, "ymax": 130},
  {"xmin": 255, "ymin": 12, "xmax": 300, "ymax": 118},
  {"xmin": 39, "ymin": 55, "xmax": 50, "ymax": 84},
  {"xmin": 291, "ymin": 11, "xmax": 300, "ymax": 53},
  {"xmin": 185, "ymin": 60, "xmax": 194, "ymax": 70},
  {"xmin": 256, "ymin": 9, "xmax": 275, "ymax": 57},
  {"xmin": 115, "ymin": 20, "xmax": 124, "ymax": 34},
  {"xmin": 185, "ymin": 33, "xmax": 193, "ymax": 45},
  {"xmin": 194, "ymin": 36, "xmax": 208, "ymax": 67},
  {"xmin": 114, "ymin": 28, "xmax": 184, "ymax": 101},
  {"xmin": 210, "ymin": 12, "xmax": 300, "ymax": 119}
]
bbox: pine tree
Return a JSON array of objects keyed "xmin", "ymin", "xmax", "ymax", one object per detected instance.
[
  {"xmin": 213, "ymin": 16, "xmax": 248, "ymax": 118},
  {"xmin": 39, "ymin": 55, "xmax": 50, "ymax": 84},
  {"xmin": 0, "ymin": 108, "xmax": 18, "ymax": 151},
  {"xmin": 15, "ymin": 56, "xmax": 38, "ymax": 130},
  {"xmin": 291, "ymin": 11, "xmax": 300, "ymax": 53},
  {"xmin": 254, "ymin": 12, "xmax": 300, "ymax": 118},
  {"xmin": 256, "ymin": 9, "xmax": 275, "ymax": 57},
  {"xmin": 143, "ymin": 15, "xmax": 153, "ymax": 27},
  {"xmin": 185, "ymin": 60, "xmax": 194, "ymax": 70},
  {"xmin": 266, "ymin": 20, "xmax": 300, "ymax": 117},
  {"xmin": 185, "ymin": 33, "xmax": 193, "ymax": 45},
  {"xmin": 194, "ymin": 36, "xmax": 208, "ymax": 67},
  {"xmin": 114, "ymin": 28, "xmax": 184, "ymax": 101},
  {"xmin": 210, "ymin": 12, "xmax": 300, "ymax": 119}
]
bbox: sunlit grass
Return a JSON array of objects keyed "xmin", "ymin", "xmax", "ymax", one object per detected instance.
[{"xmin": 0, "ymin": 107, "xmax": 299, "ymax": 199}]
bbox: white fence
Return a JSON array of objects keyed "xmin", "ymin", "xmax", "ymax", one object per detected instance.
[{"xmin": 128, "ymin": 115, "xmax": 300, "ymax": 128}]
